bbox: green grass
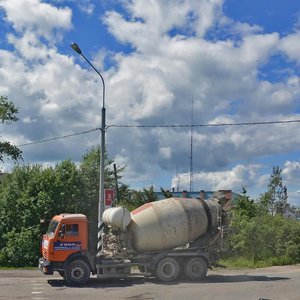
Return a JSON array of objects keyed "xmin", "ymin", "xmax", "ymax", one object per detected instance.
[{"xmin": 218, "ymin": 256, "xmax": 297, "ymax": 269}]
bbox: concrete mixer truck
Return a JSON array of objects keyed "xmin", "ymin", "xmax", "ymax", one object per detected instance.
[{"xmin": 39, "ymin": 197, "xmax": 227, "ymax": 285}]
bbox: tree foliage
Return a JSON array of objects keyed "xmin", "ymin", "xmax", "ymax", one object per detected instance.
[
  {"xmin": 227, "ymin": 177, "xmax": 300, "ymax": 265},
  {"xmin": 118, "ymin": 186, "xmax": 158, "ymax": 211},
  {"xmin": 0, "ymin": 96, "xmax": 22, "ymax": 163},
  {"xmin": 160, "ymin": 187, "xmax": 174, "ymax": 198},
  {"xmin": 0, "ymin": 162, "xmax": 82, "ymax": 266},
  {"xmin": 261, "ymin": 166, "xmax": 288, "ymax": 215},
  {"xmin": 0, "ymin": 96, "xmax": 18, "ymax": 124},
  {"xmin": 0, "ymin": 147, "xmax": 129, "ymax": 266},
  {"xmin": 232, "ymin": 187, "xmax": 258, "ymax": 219},
  {"xmin": 79, "ymin": 146, "xmax": 128, "ymax": 254},
  {"xmin": 229, "ymin": 212, "xmax": 300, "ymax": 264},
  {"xmin": 1, "ymin": 160, "xmax": 299, "ymax": 268}
]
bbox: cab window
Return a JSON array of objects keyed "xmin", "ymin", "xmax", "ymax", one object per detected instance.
[
  {"xmin": 46, "ymin": 220, "xmax": 59, "ymax": 237},
  {"xmin": 65, "ymin": 224, "xmax": 79, "ymax": 236}
]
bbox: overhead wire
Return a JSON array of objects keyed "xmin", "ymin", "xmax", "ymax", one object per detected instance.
[
  {"xmin": 17, "ymin": 119, "xmax": 300, "ymax": 147},
  {"xmin": 18, "ymin": 128, "xmax": 100, "ymax": 147},
  {"xmin": 107, "ymin": 119, "xmax": 300, "ymax": 129}
]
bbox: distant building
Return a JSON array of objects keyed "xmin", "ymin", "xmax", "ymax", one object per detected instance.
[{"xmin": 283, "ymin": 204, "xmax": 298, "ymax": 221}]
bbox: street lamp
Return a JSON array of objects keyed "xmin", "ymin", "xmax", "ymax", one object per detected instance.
[{"xmin": 71, "ymin": 42, "xmax": 106, "ymax": 256}]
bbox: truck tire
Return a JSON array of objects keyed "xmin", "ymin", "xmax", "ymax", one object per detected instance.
[
  {"xmin": 156, "ymin": 257, "xmax": 180, "ymax": 282},
  {"xmin": 64, "ymin": 259, "xmax": 90, "ymax": 285},
  {"xmin": 184, "ymin": 257, "xmax": 207, "ymax": 281}
]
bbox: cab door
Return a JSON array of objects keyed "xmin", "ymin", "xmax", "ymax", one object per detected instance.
[{"xmin": 52, "ymin": 222, "xmax": 82, "ymax": 262}]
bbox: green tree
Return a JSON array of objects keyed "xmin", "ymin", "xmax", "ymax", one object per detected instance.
[
  {"xmin": 160, "ymin": 187, "xmax": 173, "ymax": 198},
  {"xmin": 227, "ymin": 173, "xmax": 300, "ymax": 265},
  {"xmin": 0, "ymin": 146, "xmax": 129, "ymax": 267},
  {"xmin": 260, "ymin": 166, "xmax": 288, "ymax": 215},
  {"xmin": 228, "ymin": 212, "xmax": 300, "ymax": 264},
  {"xmin": 79, "ymin": 146, "xmax": 129, "ymax": 254},
  {"xmin": 0, "ymin": 96, "xmax": 22, "ymax": 162},
  {"xmin": 0, "ymin": 226, "xmax": 41, "ymax": 267},
  {"xmin": 79, "ymin": 146, "xmax": 128, "ymax": 218},
  {"xmin": 0, "ymin": 161, "xmax": 82, "ymax": 267},
  {"xmin": 233, "ymin": 187, "xmax": 258, "ymax": 219},
  {"xmin": 119, "ymin": 186, "xmax": 158, "ymax": 211}
]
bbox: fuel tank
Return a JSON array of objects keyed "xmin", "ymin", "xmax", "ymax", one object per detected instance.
[{"xmin": 127, "ymin": 197, "xmax": 220, "ymax": 253}]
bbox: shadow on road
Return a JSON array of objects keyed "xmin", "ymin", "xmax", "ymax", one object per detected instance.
[
  {"xmin": 204, "ymin": 274, "xmax": 289, "ymax": 283},
  {"xmin": 48, "ymin": 276, "xmax": 147, "ymax": 288},
  {"xmin": 47, "ymin": 273, "xmax": 289, "ymax": 288}
]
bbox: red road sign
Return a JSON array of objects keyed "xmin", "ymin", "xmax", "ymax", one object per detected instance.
[{"xmin": 105, "ymin": 189, "xmax": 114, "ymax": 207}]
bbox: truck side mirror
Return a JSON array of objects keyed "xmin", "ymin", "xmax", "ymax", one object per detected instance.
[{"xmin": 59, "ymin": 224, "xmax": 65, "ymax": 239}]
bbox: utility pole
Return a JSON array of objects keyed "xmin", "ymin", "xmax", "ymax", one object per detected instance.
[
  {"xmin": 190, "ymin": 98, "xmax": 194, "ymax": 192},
  {"xmin": 71, "ymin": 42, "xmax": 106, "ymax": 256}
]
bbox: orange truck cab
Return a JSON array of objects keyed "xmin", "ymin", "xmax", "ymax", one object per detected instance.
[{"xmin": 39, "ymin": 213, "xmax": 94, "ymax": 284}]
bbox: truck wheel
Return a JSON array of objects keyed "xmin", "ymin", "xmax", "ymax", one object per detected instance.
[
  {"xmin": 184, "ymin": 257, "xmax": 207, "ymax": 281},
  {"xmin": 156, "ymin": 257, "xmax": 180, "ymax": 282},
  {"xmin": 64, "ymin": 259, "xmax": 90, "ymax": 285}
]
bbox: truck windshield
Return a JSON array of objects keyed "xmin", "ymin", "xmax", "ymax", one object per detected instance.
[{"xmin": 46, "ymin": 220, "xmax": 59, "ymax": 237}]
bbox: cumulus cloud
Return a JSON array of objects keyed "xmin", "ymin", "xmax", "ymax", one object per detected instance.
[
  {"xmin": 0, "ymin": 0, "xmax": 300, "ymax": 206},
  {"xmin": 0, "ymin": 0, "xmax": 72, "ymax": 40},
  {"xmin": 0, "ymin": 0, "xmax": 102, "ymax": 168},
  {"xmin": 279, "ymin": 32, "xmax": 300, "ymax": 64},
  {"xmin": 103, "ymin": 0, "xmax": 224, "ymax": 52},
  {"xmin": 282, "ymin": 161, "xmax": 300, "ymax": 183},
  {"xmin": 100, "ymin": 1, "xmax": 300, "ymax": 205},
  {"xmin": 171, "ymin": 164, "xmax": 264, "ymax": 192}
]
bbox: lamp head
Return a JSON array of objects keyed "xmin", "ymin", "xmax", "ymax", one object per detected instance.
[{"xmin": 70, "ymin": 43, "xmax": 82, "ymax": 55}]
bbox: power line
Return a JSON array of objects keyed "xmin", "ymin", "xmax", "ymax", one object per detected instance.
[
  {"xmin": 18, "ymin": 128, "xmax": 100, "ymax": 147},
  {"xmin": 108, "ymin": 119, "xmax": 300, "ymax": 129},
  {"xmin": 17, "ymin": 119, "xmax": 300, "ymax": 147}
]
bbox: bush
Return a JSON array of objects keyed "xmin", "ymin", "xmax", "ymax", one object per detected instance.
[
  {"xmin": 227, "ymin": 212, "xmax": 300, "ymax": 265},
  {"xmin": 0, "ymin": 226, "xmax": 41, "ymax": 267}
]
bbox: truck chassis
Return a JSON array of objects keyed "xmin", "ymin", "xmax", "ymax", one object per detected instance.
[{"xmin": 40, "ymin": 248, "xmax": 211, "ymax": 285}]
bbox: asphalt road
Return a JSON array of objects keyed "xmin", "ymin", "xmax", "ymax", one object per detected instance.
[{"xmin": 0, "ymin": 265, "xmax": 300, "ymax": 300}]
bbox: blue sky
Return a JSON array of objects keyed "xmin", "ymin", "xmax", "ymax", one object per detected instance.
[
  {"xmin": 1, "ymin": 0, "xmax": 300, "ymax": 206},
  {"xmin": 224, "ymin": 0, "xmax": 299, "ymax": 33}
]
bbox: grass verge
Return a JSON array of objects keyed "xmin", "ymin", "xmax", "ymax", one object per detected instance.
[{"xmin": 218, "ymin": 256, "xmax": 297, "ymax": 269}]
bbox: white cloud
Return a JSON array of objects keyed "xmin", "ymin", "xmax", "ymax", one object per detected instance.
[
  {"xmin": 171, "ymin": 164, "xmax": 262, "ymax": 192},
  {"xmin": 0, "ymin": 1, "xmax": 100, "ymax": 166},
  {"xmin": 220, "ymin": 17, "xmax": 263, "ymax": 36},
  {"xmin": 103, "ymin": 0, "xmax": 224, "ymax": 52},
  {"xmin": 1, "ymin": 0, "xmax": 300, "ymax": 206},
  {"xmin": 100, "ymin": 1, "xmax": 300, "ymax": 191},
  {"xmin": 78, "ymin": 2, "xmax": 94, "ymax": 15},
  {"xmin": 7, "ymin": 32, "xmax": 51, "ymax": 61},
  {"xmin": 279, "ymin": 32, "xmax": 300, "ymax": 64},
  {"xmin": 240, "ymin": 33, "xmax": 280, "ymax": 66},
  {"xmin": 0, "ymin": 0, "xmax": 72, "ymax": 40},
  {"xmin": 171, "ymin": 163, "xmax": 300, "ymax": 206},
  {"xmin": 282, "ymin": 161, "xmax": 300, "ymax": 183}
]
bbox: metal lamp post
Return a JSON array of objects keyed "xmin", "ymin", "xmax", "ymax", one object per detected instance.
[{"xmin": 71, "ymin": 42, "xmax": 106, "ymax": 256}]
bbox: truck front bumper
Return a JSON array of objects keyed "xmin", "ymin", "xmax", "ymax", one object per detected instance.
[{"xmin": 38, "ymin": 257, "xmax": 54, "ymax": 275}]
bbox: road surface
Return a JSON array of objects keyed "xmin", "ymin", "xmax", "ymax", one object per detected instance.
[{"xmin": 0, "ymin": 265, "xmax": 299, "ymax": 300}]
